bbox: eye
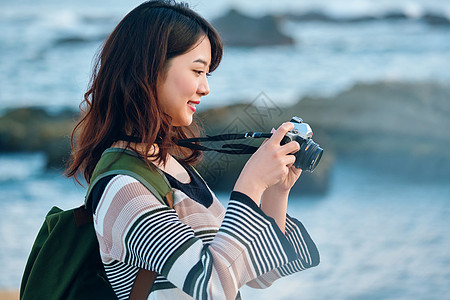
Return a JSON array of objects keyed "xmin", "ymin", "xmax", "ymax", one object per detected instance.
[{"xmin": 193, "ymin": 70, "xmax": 211, "ymax": 77}]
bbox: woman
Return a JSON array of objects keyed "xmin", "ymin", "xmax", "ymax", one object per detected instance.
[{"xmin": 67, "ymin": 1, "xmax": 319, "ymax": 299}]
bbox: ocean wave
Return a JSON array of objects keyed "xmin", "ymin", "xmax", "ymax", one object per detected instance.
[
  {"xmin": 1, "ymin": 4, "xmax": 450, "ymax": 31},
  {"xmin": 1, "ymin": 1, "xmax": 449, "ymax": 112},
  {"xmin": 281, "ymin": 10, "xmax": 450, "ymax": 26},
  {"xmin": 1, "ymin": 3, "xmax": 449, "ymax": 52},
  {"xmin": 208, "ymin": 0, "xmax": 450, "ymax": 20},
  {"xmin": 17, "ymin": 9, "xmax": 450, "ymax": 51},
  {"xmin": 0, "ymin": 153, "xmax": 46, "ymax": 181}
]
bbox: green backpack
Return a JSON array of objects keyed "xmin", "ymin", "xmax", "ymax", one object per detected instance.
[{"xmin": 20, "ymin": 148, "xmax": 174, "ymax": 300}]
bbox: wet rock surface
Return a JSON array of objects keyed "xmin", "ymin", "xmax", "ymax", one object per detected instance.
[
  {"xmin": 212, "ymin": 9, "xmax": 294, "ymax": 47},
  {"xmin": 2, "ymin": 81, "xmax": 448, "ymax": 193},
  {"xmin": 0, "ymin": 107, "xmax": 77, "ymax": 170}
]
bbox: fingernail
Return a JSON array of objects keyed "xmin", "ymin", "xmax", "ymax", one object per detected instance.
[{"xmin": 271, "ymin": 128, "xmax": 276, "ymax": 133}]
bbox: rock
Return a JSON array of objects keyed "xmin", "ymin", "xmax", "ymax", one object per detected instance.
[
  {"xmin": 287, "ymin": 82, "xmax": 450, "ymax": 150},
  {"xmin": 282, "ymin": 11, "xmax": 338, "ymax": 23},
  {"xmin": 0, "ymin": 107, "xmax": 77, "ymax": 169},
  {"xmin": 421, "ymin": 12, "xmax": 450, "ymax": 26},
  {"xmin": 212, "ymin": 9, "xmax": 294, "ymax": 47},
  {"xmin": 382, "ymin": 11, "xmax": 409, "ymax": 21},
  {"xmin": 285, "ymin": 81, "xmax": 450, "ymax": 181},
  {"xmin": 43, "ymin": 137, "xmax": 73, "ymax": 170},
  {"xmin": 195, "ymin": 101, "xmax": 333, "ymax": 195},
  {"xmin": 194, "ymin": 146, "xmax": 332, "ymax": 196},
  {"xmin": 195, "ymin": 81, "xmax": 450, "ymax": 190},
  {"xmin": 0, "ymin": 104, "xmax": 331, "ymax": 195},
  {"xmin": 53, "ymin": 34, "xmax": 107, "ymax": 47},
  {"xmin": 4, "ymin": 81, "xmax": 447, "ymax": 192},
  {"xmin": 282, "ymin": 10, "xmax": 409, "ymax": 23}
]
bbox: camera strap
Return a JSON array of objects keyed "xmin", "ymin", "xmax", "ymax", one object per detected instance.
[{"xmin": 176, "ymin": 132, "xmax": 272, "ymax": 154}]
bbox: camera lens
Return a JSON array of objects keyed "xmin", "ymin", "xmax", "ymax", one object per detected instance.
[{"xmin": 295, "ymin": 139, "xmax": 323, "ymax": 172}]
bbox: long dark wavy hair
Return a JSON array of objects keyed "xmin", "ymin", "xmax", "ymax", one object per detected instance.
[{"xmin": 66, "ymin": 0, "xmax": 223, "ymax": 183}]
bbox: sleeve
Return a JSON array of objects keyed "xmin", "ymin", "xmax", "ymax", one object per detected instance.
[
  {"xmin": 94, "ymin": 175, "xmax": 319, "ymax": 300},
  {"xmin": 246, "ymin": 214, "xmax": 320, "ymax": 288}
]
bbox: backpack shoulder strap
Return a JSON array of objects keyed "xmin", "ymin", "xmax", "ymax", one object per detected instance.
[
  {"xmin": 85, "ymin": 148, "xmax": 173, "ymax": 299},
  {"xmin": 85, "ymin": 148, "xmax": 173, "ymax": 209}
]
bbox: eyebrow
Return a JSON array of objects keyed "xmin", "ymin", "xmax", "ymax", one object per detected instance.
[{"xmin": 193, "ymin": 59, "xmax": 209, "ymax": 67}]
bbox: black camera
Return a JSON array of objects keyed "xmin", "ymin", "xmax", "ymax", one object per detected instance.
[{"xmin": 281, "ymin": 116, "xmax": 323, "ymax": 172}]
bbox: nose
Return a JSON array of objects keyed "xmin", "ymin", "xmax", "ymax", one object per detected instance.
[{"xmin": 198, "ymin": 75, "xmax": 210, "ymax": 96}]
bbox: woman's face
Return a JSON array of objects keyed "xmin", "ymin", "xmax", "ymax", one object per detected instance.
[{"xmin": 157, "ymin": 36, "xmax": 211, "ymax": 127}]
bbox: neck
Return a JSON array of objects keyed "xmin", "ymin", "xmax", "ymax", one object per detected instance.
[{"xmin": 111, "ymin": 141, "xmax": 166, "ymax": 163}]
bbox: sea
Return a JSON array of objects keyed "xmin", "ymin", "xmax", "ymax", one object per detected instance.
[
  {"xmin": 1, "ymin": 0, "xmax": 450, "ymax": 299},
  {"xmin": 1, "ymin": 0, "xmax": 450, "ymax": 111},
  {"xmin": 1, "ymin": 154, "xmax": 449, "ymax": 299}
]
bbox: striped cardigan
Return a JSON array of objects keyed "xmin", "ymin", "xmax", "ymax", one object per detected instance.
[{"xmin": 93, "ymin": 174, "xmax": 319, "ymax": 299}]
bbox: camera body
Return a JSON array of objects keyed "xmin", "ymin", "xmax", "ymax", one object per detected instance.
[{"xmin": 281, "ymin": 116, "xmax": 323, "ymax": 172}]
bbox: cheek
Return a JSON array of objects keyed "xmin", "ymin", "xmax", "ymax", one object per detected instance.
[{"xmin": 172, "ymin": 73, "xmax": 197, "ymax": 97}]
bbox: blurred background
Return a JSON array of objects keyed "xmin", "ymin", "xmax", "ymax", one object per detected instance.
[{"xmin": 1, "ymin": 0, "xmax": 449, "ymax": 299}]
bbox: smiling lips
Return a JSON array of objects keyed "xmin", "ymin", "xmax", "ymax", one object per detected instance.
[{"xmin": 187, "ymin": 100, "xmax": 200, "ymax": 112}]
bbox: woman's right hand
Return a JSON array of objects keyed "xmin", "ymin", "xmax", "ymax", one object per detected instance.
[{"xmin": 233, "ymin": 122, "xmax": 301, "ymax": 205}]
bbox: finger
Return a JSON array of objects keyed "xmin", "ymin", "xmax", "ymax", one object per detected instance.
[
  {"xmin": 269, "ymin": 122, "xmax": 294, "ymax": 145},
  {"xmin": 260, "ymin": 128, "xmax": 275, "ymax": 146},
  {"xmin": 280, "ymin": 140, "xmax": 300, "ymax": 155},
  {"xmin": 283, "ymin": 154, "xmax": 297, "ymax": 167},
  {"xmin": 290, "ymin": 165, "xmax": 302, "ymax": 176}
]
